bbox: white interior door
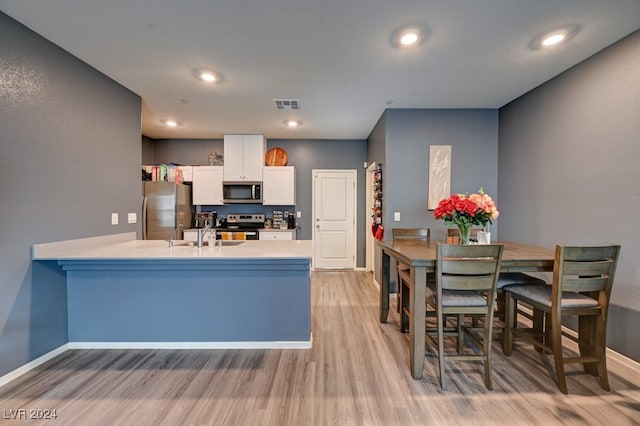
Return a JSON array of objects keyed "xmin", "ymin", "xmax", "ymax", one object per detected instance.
[{"xmin": 313, "ymin": 170, "xmax": 356, "ymax": 269}]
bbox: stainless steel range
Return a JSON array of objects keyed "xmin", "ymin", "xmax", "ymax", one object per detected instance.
[{"xmin": 218, "ymin": 213, "xmax": 264, "ymax": 240}]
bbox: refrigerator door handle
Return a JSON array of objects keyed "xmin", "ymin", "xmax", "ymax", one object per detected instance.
[{"xmin": 142, "ymin": 195, "xmax": 149, "ymax": 240}]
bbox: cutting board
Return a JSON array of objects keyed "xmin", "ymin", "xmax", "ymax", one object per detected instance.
[{"xmin": 265, "ymin": 147, "xmax": 288, "ymax": 166}]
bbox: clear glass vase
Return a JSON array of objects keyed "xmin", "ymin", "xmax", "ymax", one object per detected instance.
[{"xmin": 457, "ymin": 223, "xmax": 471, "ymax": 245}]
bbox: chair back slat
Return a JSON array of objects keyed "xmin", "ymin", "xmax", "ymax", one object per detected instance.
[
  {"xmin": 442, "ymin": 274, "xmax": 496, "ymax": 291},
  {"xmin": 442, "ymin": 259, "xmax": 499, "ymax": 275},
  {"xmin": 554, "ymin": 245, "xmax": 620, "ymax": 301},
  {"xmin": 392, "ymin": 228, "xmax": 430, "ymax": 241},
  {"xmin": 562, "ymin": 245, "xmax": 619, "ymax": 261},
  {"xmin": 563, "ymin": 276, "xmax": 609, "ymax": 293},
  {"xmin": 563, "ymin": 260, "xmax": 614, "ymax": 276},
  {"xmin": 440, "ymin": 244, "xmax": 501, "ymax": 258}
]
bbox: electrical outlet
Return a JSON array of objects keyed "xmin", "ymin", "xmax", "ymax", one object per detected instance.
[
  {"xmin": 111, "ymin": 213, "xmax": 119, "ymax": 225},
  {"xmin": 394, "ymin": 212, "xmax": 401, "ymax": 221},
  {"xmin": 128, "ymin": 212, "xmax": 137, "ymax": 224},
  {"xmin": 296, "ymin": 211, "xmax": 302, "ymax": 218}
]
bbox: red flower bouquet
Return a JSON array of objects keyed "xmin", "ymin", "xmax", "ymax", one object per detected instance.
[{"xmin": 433, "ymin": 188, "xmax": 499, "ymax": 243}]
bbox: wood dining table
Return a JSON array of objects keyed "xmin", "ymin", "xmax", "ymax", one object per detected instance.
[{"xmin": 376, "ymin": 239, "xmax": 555, "ymax": 379}]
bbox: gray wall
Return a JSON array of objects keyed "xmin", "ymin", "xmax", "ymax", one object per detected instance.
[
  {"xmin": 499, "ymin": 30, "xmax": 640, "ymax": 360},
  {"xmin": 142, "ymin": 135, "xmax": 155, "ymax": 164},
  {"xmin": 149, "ymin": 138, "xmax": 368, "ymax": 267},
  {"xmin": 0, "ymin": 13, "xmax": 141, "ymax": 376},
  {"xmin": 367, "ymin": 112, "xmax": 387, "ymax": 171}
]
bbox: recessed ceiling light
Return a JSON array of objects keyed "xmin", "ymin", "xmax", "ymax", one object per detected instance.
[
  {"xmin": 161, "ymin": 119, "xmax": 181, "ymax": 127},
  {"xmin": 390, "ymin": 23, "xmax": 429, "ymax": 48},
  {"xmin": 400, "ymin": 32, "xmax": 419, "ymax": 46},
  {"xmin": 285, "ymin": 120, "xmax": 301, "ymax": 128},
  {"xmin": 199, "ymin": 72, "xmax": 216, "ymax": 82},
  {"xmin": 530, "ymin": 25, "xmax": 579, "ymax": 50},
  {"xmin": 192, "ymin": 68, "xmax": 224, "ymax": 84},
  {"xmin": 541, "ymin": 32, "xmax": 566, "ymax": 47}
]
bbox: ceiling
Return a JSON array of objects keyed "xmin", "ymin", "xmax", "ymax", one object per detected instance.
[{"xmin": 1, "ymin": 1, "xmax": 639, "ymax": 140}]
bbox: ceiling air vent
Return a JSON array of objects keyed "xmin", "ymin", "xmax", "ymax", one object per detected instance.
[{"xmin": 273, "ymin": 99, "xmax": 300, "ymax": 111}]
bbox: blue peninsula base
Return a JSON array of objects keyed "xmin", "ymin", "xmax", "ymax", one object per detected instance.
[{"xmin": 59, "ymin": 258, "xmax": 311, "ymax": 348}]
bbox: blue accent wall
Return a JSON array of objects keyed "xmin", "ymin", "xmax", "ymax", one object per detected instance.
[
  {"xmin": 365, "ymin": 109, "xmax": 499, "ymax": 292},
  {"xmin": 370, "ymin": 109, "xmax": 499, "ymax": 240}
]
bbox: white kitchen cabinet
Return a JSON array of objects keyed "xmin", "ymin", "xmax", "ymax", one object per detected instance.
[
  {"xmin": 262, "ymin": 166, "xmax": 295, "ymax": 205},
  {"xmin": 223, "ymin": 134, "xmax": 265, "ymax": 181},
  {"xmin": 192, "ymin": 166, "xmax": 224, "ymax": 205},
  {"xmin": 259, "ymin": 230, "xmax": 296, "ymax": 240}
]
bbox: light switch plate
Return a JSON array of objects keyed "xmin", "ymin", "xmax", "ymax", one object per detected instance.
[
  {"xmin": 128, "ymin": 212, "xmax": 137, "ymax": 224},
  {"xmin": 111, "ymin": 213, "xmax": 119, "ymax": 225},
  {"xmin": 296, "ymin": 211, "xmax": 302, "ymax": 218},
  {"xmin": 394, "ymin": 212, "xmax": 401, "ymax": 221}
]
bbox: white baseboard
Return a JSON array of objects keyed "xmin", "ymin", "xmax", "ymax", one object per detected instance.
[
  {"xmin": 0, "ymin": 343, "xmax": 69, "ymax": 388},
  {"xmin": 67, "ymin": 336, "xmax": 313, "ymax": 350}
]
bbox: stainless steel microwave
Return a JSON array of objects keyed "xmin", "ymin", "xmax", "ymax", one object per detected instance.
[{"xmin": 223, "ymin": 182, "xmax": 262, "ymax": 203}]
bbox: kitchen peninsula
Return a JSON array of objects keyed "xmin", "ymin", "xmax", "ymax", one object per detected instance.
[{"xmin": 32, "ymin": 233, "xmax": 312, "ymax": 348}]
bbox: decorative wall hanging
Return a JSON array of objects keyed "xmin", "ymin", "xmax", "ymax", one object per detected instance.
[{"xmin": 428, "ymin": 145, "xmax": 451, "ymax": 210}]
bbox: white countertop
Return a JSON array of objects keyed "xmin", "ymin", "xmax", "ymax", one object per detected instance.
[{"xmin": 32, "ymin": 233, "xmax": 312, "ymax": 260}]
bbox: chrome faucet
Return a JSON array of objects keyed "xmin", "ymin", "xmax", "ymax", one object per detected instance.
[
  {"xmin": 197, "ymin": 224, "xmax": 211, "ymax": 247},
  {"xmin": 167, "ymin": 223, "xmax": 184, "ymax": 247}
]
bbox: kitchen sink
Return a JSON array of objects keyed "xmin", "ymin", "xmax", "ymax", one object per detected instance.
[
  {"xmin": 218, "ymin": 241, "xmax": 245, "ymax": 246},
  {"xmin": 174, "ymin": 240, "xmax": 245, "ymax": 247}
]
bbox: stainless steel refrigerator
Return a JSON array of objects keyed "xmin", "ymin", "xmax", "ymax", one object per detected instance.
[{"xmin": 142, "ymin": 182, "xmax": 193, "ymax": 240}]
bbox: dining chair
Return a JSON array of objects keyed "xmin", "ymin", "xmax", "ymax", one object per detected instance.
[
  {"xmin": 504, "ymin": 244, "xmax": 620, "ymax": 394},
  {"xmin": 445, "ymin": 228, "xmax": 546, "ymax": 344},
  {"xmin": 393, "ymin": 228, "xmax": 430, "ymax": 332},
  {"xmin": 426, "ymin": 244, "xmax": 503, "ymax": 390}
]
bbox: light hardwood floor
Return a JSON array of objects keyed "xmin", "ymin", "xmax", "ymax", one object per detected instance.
[{"xmin": 1, "ymin": 271, "xmax": 639, "ymax": 425}]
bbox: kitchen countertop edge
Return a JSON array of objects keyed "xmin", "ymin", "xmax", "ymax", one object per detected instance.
[{"xmin": 32, "ymin": 233, "xmax": 312, "ymax": 261}]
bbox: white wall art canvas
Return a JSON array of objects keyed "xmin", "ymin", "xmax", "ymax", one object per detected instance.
[{"xmin": 428, "ymin": 145, "xmax": 451, "ymax": 210}]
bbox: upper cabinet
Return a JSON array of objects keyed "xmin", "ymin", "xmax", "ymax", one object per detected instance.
[
  {"xmin": 262, "ymin": 166, "xmax": 296, "ymax": 205},
  {"xmin": 223, "ymin": 134, "xmax": 265, "ymax": 181},
  {"xmin": 192, "ymin": 166, "xmax": 224, "ymax": 205}
]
